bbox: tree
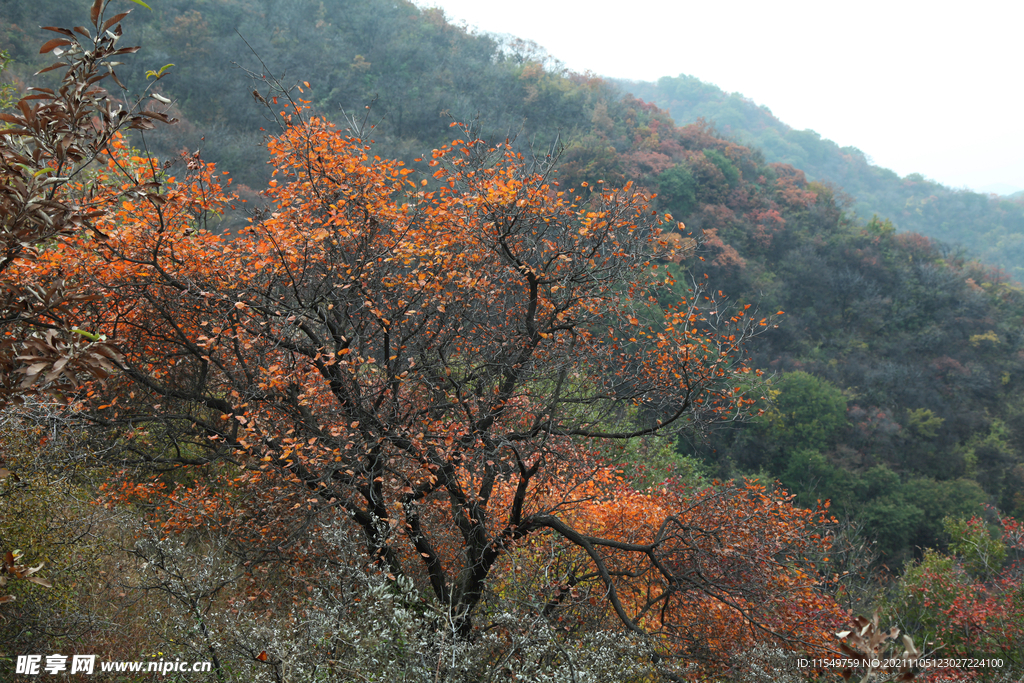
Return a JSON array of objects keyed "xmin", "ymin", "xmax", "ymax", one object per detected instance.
[
  {"xmin": 884, "ymin": 514, "xmax": 1024, "ymax": 674},
  {"xmin": 23, "ymin": 107, "xmax": 838, "ymax": 675},
  {"xmin": 656, "ymin": 164, "xmax": 698, "ymax": 219},
  {"xmin": 0, "ymin": 50, "xmax": 19, "ymax": 111},
  {"xmin": 766, "ymin": 371, "xmax": 847, "ymax": 454}
]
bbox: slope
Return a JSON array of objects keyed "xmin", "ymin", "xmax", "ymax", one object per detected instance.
[{"xmin": 622, "ymin": 74, "xmax": 1024, "ymax": 281}]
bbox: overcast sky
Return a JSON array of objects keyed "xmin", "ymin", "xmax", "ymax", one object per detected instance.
[{"xmin": 419, "ymin": 0, "xmax": 1023, "ymax": 195}]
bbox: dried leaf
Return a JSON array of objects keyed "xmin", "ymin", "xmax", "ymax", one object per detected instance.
[
  {"xmin": 39, "ymin": 38, "xmax": 73, "ymax": 54},
  {"xmin": 102, "ymin": 11, "xmax": 131, "ymax": 32}
]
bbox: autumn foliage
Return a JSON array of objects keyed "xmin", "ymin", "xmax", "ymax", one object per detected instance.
[
  {"xmin": 883, "ymin": 514, "xmax": 1024, "ymax": 677},
  {"xmin": 499, "ymin": 470, "xmax": 844, "ymax": 668},
  {"xmin": 11, "ymin": 96, "xmax": 847, "ymax": 676}
]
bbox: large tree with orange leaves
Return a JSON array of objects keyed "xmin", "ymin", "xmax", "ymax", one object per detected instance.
[{"xmin": 19, "ymin": 103, "xmax": 840, "ymax": 675}]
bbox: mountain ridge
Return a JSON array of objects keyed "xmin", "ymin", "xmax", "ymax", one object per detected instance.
[{"xmin": 619, "ymin": 74, "xmax": 1024, "ymax": 280}]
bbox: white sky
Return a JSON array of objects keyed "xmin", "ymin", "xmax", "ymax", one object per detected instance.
[{"xmin": 419, "ymin": 0, "xmax": 1024, "ymax": 195}]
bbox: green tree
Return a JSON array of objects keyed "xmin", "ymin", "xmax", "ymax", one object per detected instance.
[
  {"xmin": 943, "ymin": 515, "xmax": 1006, "ymax": 579},
  {"xmin": 781, "ymin": 448, "xmax": 855, "ymax": 511},
  {"xmin": 0, "ymin": 49, "xmax": 18, "ymax": 110},
  {"xmin": 656, "ymin": 163, "xmax": 698, "ymax": 218},
  {"xmin": 703, "ymin": 148, "xmax": 740, "ymax": 186},
  {"xmin": 765, "ymin": 371, "xmax": 847, "ymax": 454}
]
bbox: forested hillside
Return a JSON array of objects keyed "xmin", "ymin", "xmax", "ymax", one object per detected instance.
[
  {"xmin": 1, "ymin": 0, "xmax": 605, "ymax": 189},
  {"xmin": 3, "ymin": 0, "xmax": 1024, "ymax": 680},
  {"xmin": 623, "ymin": 75, "xmax": 1024, "ymax": 280}
]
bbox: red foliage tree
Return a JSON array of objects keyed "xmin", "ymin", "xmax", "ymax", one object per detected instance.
[{"xmin": 886, "ymin": 514, "xmax": 1024, "ymax": 677}]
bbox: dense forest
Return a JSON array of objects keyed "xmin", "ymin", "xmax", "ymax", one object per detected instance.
[
  {"xmin": 622, "ymin": 75, "xmax": 1024, "ymax": 281},
  {"xmin": 2, "ymin": 0, "xmax": 1024, "ymax": 680}
]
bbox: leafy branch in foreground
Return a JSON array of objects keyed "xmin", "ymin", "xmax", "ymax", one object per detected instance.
[{"xmin": 0, "ymin": 0, "xmax": 173, "ymax": 402}]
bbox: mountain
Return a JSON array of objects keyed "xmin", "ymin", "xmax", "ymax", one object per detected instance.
[
  {"xmin": 620, "ymin": 75, "xmax": 1024, "ymax": 281},
  {"xmin": 4, "ymin": 0, "xmax": 1024, "ymax": 566},
  {"xmin": 979, "ymin": 183, "xmax": 1024, "ymax": 196}
]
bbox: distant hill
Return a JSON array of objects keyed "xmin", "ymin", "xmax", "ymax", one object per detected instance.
[
  {"xmin": 619, "ymin": 75, "xmax": 1024, "ymax": 281},
  {"xmin": 978, "ymin": 183, "xmax": 1024, "ymax": 196}
]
